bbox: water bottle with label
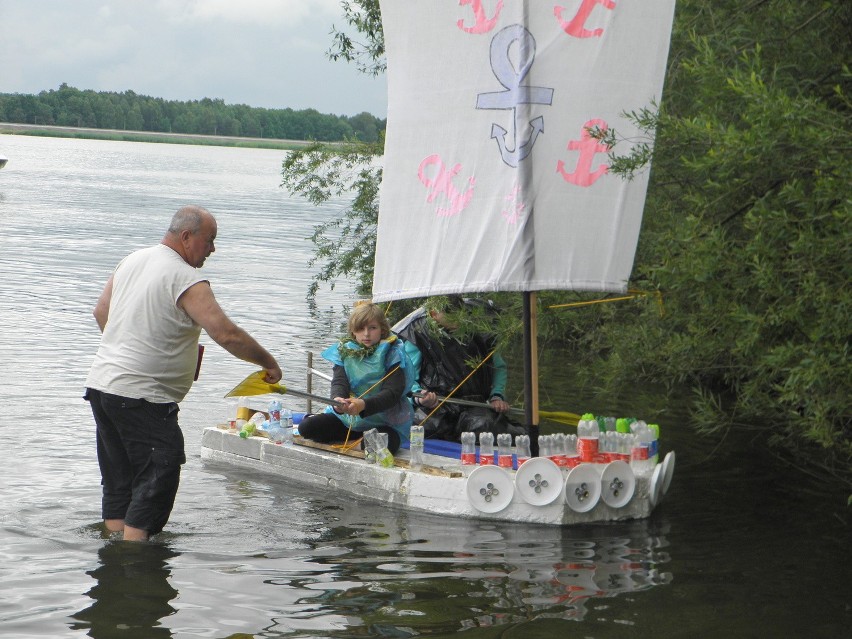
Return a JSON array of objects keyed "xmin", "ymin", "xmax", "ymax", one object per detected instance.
[
  {"xmin": 577, "ymin": 413, "xmax": 600, "ymax": 463},
  {"xmin": 267, "ymin": 399, "xmax": 283, "ymax": 443},
  {"xmin": 648, "ymin": 423, "xmax": 660, "ymax": 464},
  {"xmin": 478, "ymin": 432, "xmax": 495, "ymax": 466},
  {"xmin": 552, "ymin": 432, "xmax": 568, "ymax": 467},
  {"xmin": 630, "ymin": 421, "xmax": 653, "ymax": 473},
  {"xmin": 515, "ymin": 434, "xmax": 531, "ymax": 466},
  {"xmin": 281, "ymin": 407, "xmax": 294, "ymax": 445},
  {"xmin": 409, "ymin": 423, "xmax": 424, "ymax": 471},
  {"xmin": 537, "ymin": 434, "xmax": 552, "ymax": 460},
  {"xmin": 496, "ymin": 433, "xmax": 513, "ymax": 468},
  {"xmin": 460, "ymin": 431, "xmax": 476, "ymax": 466}
]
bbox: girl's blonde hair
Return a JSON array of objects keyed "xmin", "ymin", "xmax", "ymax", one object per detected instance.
[{"xmin": 348, "ymin": 302, "xmax": 390, "ymax": 339}]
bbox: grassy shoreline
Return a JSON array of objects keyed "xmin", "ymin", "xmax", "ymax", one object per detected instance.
[{"xmin": 0, "ymin": 122, "xmax": 312, "ymax": 150}]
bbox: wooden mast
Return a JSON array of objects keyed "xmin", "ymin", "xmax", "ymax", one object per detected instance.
[{"xmin": 522, "ymin": 291, "xmax": 540, "ymax": 456}]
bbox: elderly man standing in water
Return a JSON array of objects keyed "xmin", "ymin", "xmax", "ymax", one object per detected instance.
[{"xmin": 84, "ymin": 205, "xmax": 282, "ymax": 542}]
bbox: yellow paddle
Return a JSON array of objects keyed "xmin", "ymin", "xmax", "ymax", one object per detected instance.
[
  {"xmin": 224, "ymin": 370, "xmax": 344, "ymax": 408},
  {"xmin": 412, "ymin": 392, "xmax": 580, "ymax": 427}
]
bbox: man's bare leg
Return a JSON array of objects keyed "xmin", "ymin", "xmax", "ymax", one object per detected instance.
[
  {"xmin": 105, "ymin": 519, "xmax": 125, "ymax": 532},
  {"xmin": 122, "ymin": 525, "xmax": 149, "ymax": 542},
  {"xmin": 104, "ymin": 519, "xmax": 149, "ymax": 542}
]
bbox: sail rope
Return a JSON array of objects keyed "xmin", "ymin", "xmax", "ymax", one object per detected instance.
[
  {"xmin": 335, "ymin": 364, "xmax": 401, "ymax": 452},
  {"xmin": 415, "ymin": 351, "xmax": 495, "ymax": 428},
  {"xmin": 548, "ymin": 289, "xmax": 664, "ymax": 316}
]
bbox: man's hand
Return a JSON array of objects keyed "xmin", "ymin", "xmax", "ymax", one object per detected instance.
[
  {"xmin": 489, "ymin": 396, "xmax": 510, "ymax": 413},
  {"xmin": 417, "ymin": 391, "xmax": 438, "ymax": 409},
  {"xmin": 263, "ymin": 367, "xmax": 282, "ymax": 384}
]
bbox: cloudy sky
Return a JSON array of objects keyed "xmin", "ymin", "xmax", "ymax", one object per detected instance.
[{"xmin": 0, "ymin": 0, "xmax": 387, "ymax": 117}]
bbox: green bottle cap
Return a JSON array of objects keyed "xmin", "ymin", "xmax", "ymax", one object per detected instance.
[
  {"xmin": 649, "ymin": 423, "xmax": 660, "ymax": 438},
  {"xmin": 581, "ymin": 413, "xmax": 595, "ymax": 421},
  {"xmin": 616, "ymin": 418, "xmax": 630, "ymax": 433}
]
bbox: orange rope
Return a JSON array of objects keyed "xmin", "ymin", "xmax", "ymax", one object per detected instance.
[
  {"xmin": 336, "ymin": 363, "xmax": 401, "ymax": 450},
  {"xmin": 548, "ymin": 289, "xmax": 665, "ymax": 317}
]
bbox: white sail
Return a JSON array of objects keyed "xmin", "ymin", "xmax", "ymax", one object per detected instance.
[{"xmin": 373, "ymin": 0, "xmax": 676, "ymax": 302}]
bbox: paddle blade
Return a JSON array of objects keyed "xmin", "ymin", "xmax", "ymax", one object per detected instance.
[
  {"xmin": 539, "ymin": 410, "xmax": 580, "ymax": 427},
  {"xmin": 224, "ymin": 370, "xmax": 286, "ymax": 398}
]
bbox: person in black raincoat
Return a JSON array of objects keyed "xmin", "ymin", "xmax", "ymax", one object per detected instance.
[{"xmin": 392, "ymin": 298, "xmax": 526, "ymax": 442}]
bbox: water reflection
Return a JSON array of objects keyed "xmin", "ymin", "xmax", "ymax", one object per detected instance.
[
  {"xmin": 70, "ymin": 541, "xmax": 179, "ymax": 639},
  {"xmin": 297, "ymin": 505, "xmax": 673, "ymax": 634}
]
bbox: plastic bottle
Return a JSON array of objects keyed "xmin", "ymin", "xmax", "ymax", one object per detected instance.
[
  {"xmin": 565, "ymin": 434, "xmax": 580, "ymax": 467},
  {"xmin": 364, "ymin": 429, "xmax": 394, "ymax": 468},
  {"xmin": 577, "ymin": 413, "xmax": 600, "ymax": 463},
  {"xmin": 460, "ymin": 431, "xmax": 477, "ymax": 466},
  {"xmin": 515, "ymin": 434, "xmax": 531, "ymax": 466},
  {"xmin": 409, "ymin": 423, "xmax": 425, "ymax": 471},
  {"xmin": 376, "ymin": 444, "xmax": 395, "ymax": 468},
  {"xmin": 478, "ymin": 432, "xmax": 495, "ymax": 466},
  {"xmin": 281, "ymin": 407, "xmax": 294, "ymax": 445},
  {"xmin": 551, "ymin": 433, "xmax": 567, "ymax": 467},
  {"xmin": 630, "ymin": 421, "xmax": 653, "ymax": 473},
  {"xmin": 239, "ymin": 411, "xmax": 265, "ymax": 438},
  {"xmin": 496, "ymin": 433, "xmax": 513, "ymax": 469},
  {"xmin": 235, "ymin": 396, "xmax": 251, "ymax": 430},
  {"xmin": 537, "ymin": 434, "xmax": 552, "ymax": 460},
  {"xmin": 603, "ymin": 431, "xmax": 620, "ymax": 462},
  {"xmin": 617, "ymin": 432, "xmax": 634, "ymax": 462},
  {"xmin": 648, "ymin": 423, "xmax": 660, "ymax": 464},
  {"xmin": 363, "ymin": 428, "xmax": 379, "ymax": 463},
  {"xmin": 598, "ymin": 415, "xmax": 616, "ymax": 433}
]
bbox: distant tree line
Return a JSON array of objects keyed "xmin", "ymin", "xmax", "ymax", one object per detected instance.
[{"xmin": 0, "ymin": 83, "xmax": 385, "ymax": 143}]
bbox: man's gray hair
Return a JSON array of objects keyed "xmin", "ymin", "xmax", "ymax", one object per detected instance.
[{"xmin": 168, "ymin": 205, "xmax": 209, "ymax": 235}]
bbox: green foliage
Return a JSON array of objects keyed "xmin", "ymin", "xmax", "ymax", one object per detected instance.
[
  {"xmin": 294, "ymin": 0, "xmax": 850, "ymax": 481},
  {"xmin": 592, "ymin": 0, "xmax": 852, "ymax": 474},
  {"xmin": 0, "ymin": 83, "xmax": 386, "ymax": 143},
  {"xmin": 280, "ymin": 138, "xmax": 384, "ymax": 297},
  {"xmin": 327, "ymin": 0, "xmax": 385, "ymax": 76}
]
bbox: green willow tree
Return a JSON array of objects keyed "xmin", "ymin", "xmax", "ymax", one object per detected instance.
[{"xmin": 282, "ymin": 0, "xmax": 851, "ymax": 482}]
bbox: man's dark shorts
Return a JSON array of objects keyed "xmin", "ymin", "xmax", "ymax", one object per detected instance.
[{"xmin": 85, "ymin": 388, "xmax": 186, "ymax": 536}]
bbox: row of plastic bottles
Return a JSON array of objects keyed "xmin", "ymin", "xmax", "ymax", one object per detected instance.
[
  {"xmin": 456, "ymin": 413, "xmax": 660, "ymax": 473},
  {"xmin": 460, "ymin": 432, "xmax": 533, "ymax": 468},
  {"xmin": 265, "ymin": 399, "xmax": 295, "ymax": 445},
  {"xmin": 232, "ymin": 397, "xmax": 293, "ymax": 444},
  {"xmin": 576, "ymin": 413, "xmax": 660, "ymax": 471}
]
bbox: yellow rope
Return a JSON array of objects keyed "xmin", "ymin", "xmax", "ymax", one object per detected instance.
[
  {"xmin": 336, "ymin": 363, "xmax": 401, "ymax": 450},
  {"xmin": 548, "ymin": 289, "xmax": 664, "ymax": 317},
  {"xmin": 416, "ymin": 351, "xmax": 495, "ymax": 427}
]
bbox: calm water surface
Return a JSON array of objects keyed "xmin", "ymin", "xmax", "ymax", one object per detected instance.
[{"xmin": 0, "ymin": 135, "xmax": 847, "ymax": 638}]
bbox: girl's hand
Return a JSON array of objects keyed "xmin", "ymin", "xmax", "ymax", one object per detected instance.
[{"xmin": 340, "ymin": 397, "xmax": 365, "ymax": 416}]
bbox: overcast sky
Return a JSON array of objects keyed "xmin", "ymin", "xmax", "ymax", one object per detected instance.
[{"xmin": 0, "ymin": 0, "xmax": 387, "ymax": 117}]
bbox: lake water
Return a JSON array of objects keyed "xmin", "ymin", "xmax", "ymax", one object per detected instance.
[{"xmin": 0, "ymin": 134, "xmax": 847, "ymax": 638}]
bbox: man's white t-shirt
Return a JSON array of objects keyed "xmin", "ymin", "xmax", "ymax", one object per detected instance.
[{"xmin": 86, "ymin": 244, "xmax": 207, "ymax": 403}]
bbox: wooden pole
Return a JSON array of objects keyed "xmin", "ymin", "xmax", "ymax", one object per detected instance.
[
  {"xmin": 306, "ymin": 351, "xmax": 314, "ymax": 414},
  {"xmin": 523, "ymin": 291, "xmax": 540, "ymax": 456}
]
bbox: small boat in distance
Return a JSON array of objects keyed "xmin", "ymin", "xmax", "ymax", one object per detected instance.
[{"xmin": 0, "ymin": 154, "xmax": 8, "ymax": 169}]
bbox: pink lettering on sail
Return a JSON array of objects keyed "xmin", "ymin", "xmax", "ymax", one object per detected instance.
[
  {"xmin": 502, "ymin": 183, "xmax": 526, "ymax": 224},
  {"xmin": 554, "ymin": 0, "xmax": 616, "ymax": 38},
  {"xmin": 457, "ymin": 0, "xmax": 504, "ymax": 34},
  {"xmin": 418, "ymin": 154, "xmax": 476, "ymax": 217},
  {"xmin": 556, "ymin": 119, "xmax": 610, "ymax": 186}
]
